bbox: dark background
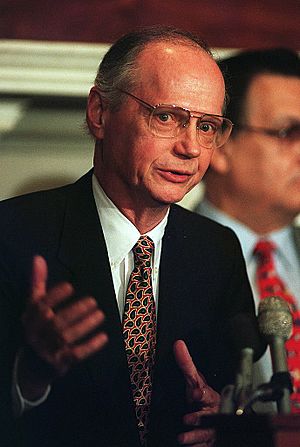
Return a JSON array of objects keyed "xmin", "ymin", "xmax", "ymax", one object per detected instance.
[{"xmin": 1, "ymin": 0, "xmax": 299, "ymax": 49}]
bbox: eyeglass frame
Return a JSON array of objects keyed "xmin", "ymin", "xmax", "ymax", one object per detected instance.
[
  {"xmin": 234, "ymin": 123, "xmax": 300, "ymax": 142},
  {"xmin": 116, "ymin": 88, "xmax": 233, "ymax": 149}
]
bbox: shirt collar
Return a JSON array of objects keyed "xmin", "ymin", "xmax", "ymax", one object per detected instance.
[
  {"xmin": 92, "ymin": 174, "xmax": 168, "ymax": 267},
  {"xmin": 268, "ymin": 226, "xmax": 296, "ymax": 269},
  {"xmin": 198, "ymin": 198, "xmax": 294, "ymax": 267},
  {"xmin": 198, "ymin": 199, "xmax": 257, "ymax": 262}
]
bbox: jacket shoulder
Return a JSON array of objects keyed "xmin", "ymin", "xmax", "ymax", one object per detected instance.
[
  {"xmin": 0, "ymin": 172, "xmax": 92, "ymax": 230},
  {"xmin": 170, "ymin": 204, "xmax": 239, "ymax": 243}
]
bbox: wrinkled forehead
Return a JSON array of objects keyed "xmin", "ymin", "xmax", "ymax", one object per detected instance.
[
  {"xmin": 136, "ymin": 41, "xmax": 220, "ymax": 82},
  {"xmin": 135, "ymin": 41, "xmax": 225, "ymax": 112}
]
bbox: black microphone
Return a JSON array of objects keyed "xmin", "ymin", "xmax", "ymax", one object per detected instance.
[
  {"xmin": 241, "ymin": 371, "xmax": 293, "ymax": 412},
  {"xmin": 257, "ymin": 296, "xmax": 293, "ymax": 414},
  {"xmin": 226, "ymin": 312, "xmax": 267, "ymax": 363}
]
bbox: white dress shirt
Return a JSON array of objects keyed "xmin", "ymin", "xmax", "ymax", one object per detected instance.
[
  {"xmin": 197, "ymin": 198, "xmax": 300, "ymax": 412},
  {"xmin": 92, "ymin": 174, "xmax": 168, "ymax": 316}
]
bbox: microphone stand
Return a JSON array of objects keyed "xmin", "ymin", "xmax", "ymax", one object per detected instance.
[
  {"xmin": 269, "ymin": 337, "xmax": 292, "ymax": 414},
  {"xmin": 219, "ymin": 347, "xmax": 254, "ymax": 416},
  {"xmin": 238, "ymin": 371, "xmax": 293, "ymax": 415}
]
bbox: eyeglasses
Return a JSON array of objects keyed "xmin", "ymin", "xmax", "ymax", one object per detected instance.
[
  {"xmin": 118, "ymin": 89, "xmax": 233, "ymax": 149},
  {"xmin": 235, "ymin": 124, "xmax": 300, "ymax": 143}
]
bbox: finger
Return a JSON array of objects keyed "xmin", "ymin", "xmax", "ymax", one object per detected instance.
[
  {"xmin": 183, "ymin": 406, "xmax": 219, "ymax": 427},
  {"xmin": 188, "ymin": 384, "xmax": 220, "ymax": 408},
  {"xmin": 42, "ymin": 282, "xmax": 74, "ymax": 309},
  {"xmin": 173, "ymin": 340, "xmax": 202, "ymax": 389},
  {"xmin": 41, "ymin": 332, "xmax": 108, "ymax": 377},
  {"xmin": 70, "ymin": 332, "xmax": 108, "ymax": 361},
  {"xmin": 174, "ymin": 340, "xmax": 220, "ymax": 408},
  {"xmin": 56, "ymin": 297, "xmax": 99, "ymax": 327},
  {"xmin": 178, "ymin": 427, "xmax": 215, "ymax": 446},
  {"xmin": 59, "ymin": 309, "xmax": 105, "ymax": 344},
  {"xmin": 31, "ymin": 255, "xmax": 48, "ymax": 302}
]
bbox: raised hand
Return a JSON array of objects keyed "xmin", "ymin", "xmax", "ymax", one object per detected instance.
[
  {"xmin": 174, "ymin": 339, "xmax": 220, "ymax": 446},
  {"xmin": 18, "ymin": 255, "xmax": 108, "ymax": 399}
]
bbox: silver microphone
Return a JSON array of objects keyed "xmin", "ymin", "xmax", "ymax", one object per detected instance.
[
  {"xmin": 258, "ymin": 296, "xmax": 293, "ymax": 413},
  {"xmin": 234, "ymin": 347, "xmax": 254, "ymax": 415}
]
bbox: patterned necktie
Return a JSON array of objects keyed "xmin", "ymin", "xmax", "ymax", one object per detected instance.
[
  {"xmin": 254, "ymin": 239, "xmax": 300, "ymax": 413},
  {"xmin": 122, "ymin": 235, "xmax": 156, "ymax": 445}
]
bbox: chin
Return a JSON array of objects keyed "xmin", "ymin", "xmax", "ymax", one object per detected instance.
[
  {"xmin": 148, "ymin": 182, "xmax": 192, "ymax": 206},
  {"xmin": 153, "ymin": 192, "xmax": 187, "ymax": 206}
]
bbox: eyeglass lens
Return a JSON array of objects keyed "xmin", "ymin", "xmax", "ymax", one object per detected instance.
[{"xmin": 149, "ymin": 106, "xmax": 230, "ymax": 148}]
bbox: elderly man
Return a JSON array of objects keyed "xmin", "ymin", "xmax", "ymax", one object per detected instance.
[
  {"xmin": 0, "ymin": 27, "xmax": 260, "ymax": 447},
  {"xmin": 197, "ymin": 48, "xmax": 300, "ymax": 413}
]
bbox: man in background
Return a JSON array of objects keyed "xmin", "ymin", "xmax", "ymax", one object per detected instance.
[
  {"xmin": 196, "ymin": 48, "xmax": 300, "ymax": 412},
  {"xmin": 0, "ymin": 26, "xmax": 261, "ymax": 446}
]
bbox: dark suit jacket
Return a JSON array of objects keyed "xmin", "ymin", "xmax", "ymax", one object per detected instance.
[{"xmin": 0, "ymin": 171, "xmax": 259, "ymax": 447}]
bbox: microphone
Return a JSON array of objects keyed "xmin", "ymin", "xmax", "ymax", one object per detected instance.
[
  {"xmin": 257, "ymin": 296, "xmax": 293, "ymax": 414},
  {"xmin": 240, "ymin": 371, "xmax": 293, "ymax": 412},
  {"xmin": 219, "ymin": 313, "xmax": 266, "ymax": 414},
  {"xmin": 226, "ymin": 312, "xmax": 267, "ymax": 363},
  {"xmin": 234, "ymin": 347, "xmax": 254, "ymax": 415}
]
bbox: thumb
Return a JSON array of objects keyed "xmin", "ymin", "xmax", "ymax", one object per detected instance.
[
  {"xmin": 174, "ymin": 340, "xmax": 218, "ymax": 408},
  {"xmin": 31, "ymin": 255, "xmax": 48, "ymax": 302},
  {"xmin": 173, "ymin": 339, "xmax": 203, "ymax": 389}
]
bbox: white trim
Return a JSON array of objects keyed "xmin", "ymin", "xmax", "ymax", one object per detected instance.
[
  {"xmin": 0, "ymin": 39, "xmax": 237, "ymax": 97},
  {"xmin": 0, "ymin": 40, "xmax": 110, "ymax": 97}
]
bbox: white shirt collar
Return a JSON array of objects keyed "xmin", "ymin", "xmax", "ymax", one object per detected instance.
[
  {"xmin": 198, "ymin": 198, "xmax": 296, "ymax": 268},
  {"xmin": 92, "ymin": 174, "xmax": 168, "ymax": 266}
]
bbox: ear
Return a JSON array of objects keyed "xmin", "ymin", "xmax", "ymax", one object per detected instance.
[
  {"xmin": 86, "ymin": 87, "xmax": 106, "ymax": 139},
  {"xmin": 209, "ymin": 140, "xmax": 234, "ymax": 174}
]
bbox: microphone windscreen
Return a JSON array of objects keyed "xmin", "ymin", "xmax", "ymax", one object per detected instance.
[
  {"xmin": 226, "ymin": 312, "xmax": 267, "ymax": 362},
  {"xmin": 258, "ymin": 296, "xmax": 293, "ymax": 341}
]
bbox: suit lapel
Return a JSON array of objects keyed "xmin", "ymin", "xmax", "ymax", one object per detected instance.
[
  {"xmin": 57, "ymin": 171, "xmax": 120, "ymax": 324},
  {"xmin": 149, "ymin": 205, "xmax": 193, "ymax": 435},
  {"xmin": 56, "ymin": 171, "xmax": 133, "ymax": 408},
  {"xmin": 157, "ymin": 208, "xmax": 181, "ymax": 354},
  {"xmin": 156, "ymin": 205, "xmax": 191, "ymax": 356}
]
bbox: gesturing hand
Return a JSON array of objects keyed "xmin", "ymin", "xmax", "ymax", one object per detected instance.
[
  {"xmin": 19, "ymin": 255, "xmax": 108, "ymax": 396},
  {"xmin": 174, "ymin": 340, "xmax": 220, "ymax": 447}
]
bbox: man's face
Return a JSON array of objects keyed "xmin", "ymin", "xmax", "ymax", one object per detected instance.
[
  {"xmin": 95, "ymin": 42, "xmax": 225, "ymax": 211},
  {"xmin": 223, "ymin": 73, "xmax": 300, "ymax": 226}
]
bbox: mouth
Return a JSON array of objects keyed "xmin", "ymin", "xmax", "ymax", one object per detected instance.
[{"xmin": 158, "ymin": 169, "xmax": 194, "ymax": 183}]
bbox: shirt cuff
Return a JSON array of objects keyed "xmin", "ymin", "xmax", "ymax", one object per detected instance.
[{"xmin": 12, "ymin": 352, "xmax": 51, "ymax": 417}]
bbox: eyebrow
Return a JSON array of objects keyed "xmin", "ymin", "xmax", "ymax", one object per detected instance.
[{"xmin": 272, "ymin": 117, "xmax": 300, "ymax": 126}]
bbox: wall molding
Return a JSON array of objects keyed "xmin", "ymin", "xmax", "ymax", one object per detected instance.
[
  {"xmin": 0, "ymin": 39, "xmax": 236, "ymax": 97},
  {"xmin": 0, "ymin": 40, "xmax": 110, "ymax": 97}
]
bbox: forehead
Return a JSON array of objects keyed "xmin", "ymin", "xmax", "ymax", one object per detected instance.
[
  {"xmin": 134, "ymin": 41, "xmax": 225, "ymax": 113},
  {"xmin": 245, "ymin": 74, "xmax": 300, "ymax": 124}
]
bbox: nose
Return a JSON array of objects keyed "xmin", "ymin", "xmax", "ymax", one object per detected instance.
[{"xmin": 173, "ymin": 123, "xmax": 203, "ymax": 159}]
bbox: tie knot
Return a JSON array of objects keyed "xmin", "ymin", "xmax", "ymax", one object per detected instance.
[
  {"xmin": 254, "ymin": 239, "xmax": 276, "ymax": 259},
  {"xmin": 133, "ymin": 236, "xmax": 154, "ymax": 267}
]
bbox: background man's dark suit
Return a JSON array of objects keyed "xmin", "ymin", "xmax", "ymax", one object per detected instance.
[{"xmin": 0, "ymin": 171, "xmax": 257, "ymax": 447}]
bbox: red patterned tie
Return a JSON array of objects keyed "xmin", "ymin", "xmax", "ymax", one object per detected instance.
[
  {"xmin": 122, "ymin": 236, "xmax": 156, "ymax": 445},
  {"xmin": 254, "ymin": 239, "xmax": 300, "ymax": 413}
]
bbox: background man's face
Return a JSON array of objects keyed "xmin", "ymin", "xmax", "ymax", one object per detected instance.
[{"xmin": 224, "ymin": 74, "xmax": 300, "ymax": 224}]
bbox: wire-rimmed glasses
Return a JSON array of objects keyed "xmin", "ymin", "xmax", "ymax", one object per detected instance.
[{"xmin": 118, "ymin": 89, "xmax": 233, "ymax": 149}]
